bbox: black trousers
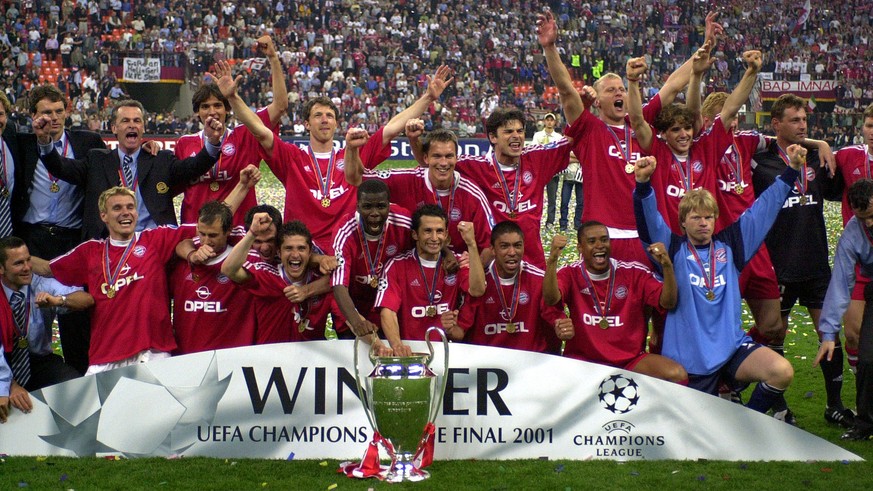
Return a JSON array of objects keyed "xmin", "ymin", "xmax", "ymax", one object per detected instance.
[
  {"xmin": 20, "ymin": 222, "xmax": 90, "ymax": 375},
  {"xmin": 857, "ymin": 282, "xmax": 873, "ymax": 431},
  {"xmin": 22, "ymin": 352, "xmax": 81, "ymax": 392}
]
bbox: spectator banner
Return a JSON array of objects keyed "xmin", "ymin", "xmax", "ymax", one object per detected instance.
[
  {"xmin": 122, "ymin": 58, "xmax": 162, "ymax": 83},
  {"xmin": 760, "ymin": 80, "xmax": 836, "ymax": 102},
  {"xmin": 103, "ymin": 137, "xmax": 493, "ymax": 160},
  {"xmin": 0, "ymin": 342, "xmax": 861, "ymax": 461}
]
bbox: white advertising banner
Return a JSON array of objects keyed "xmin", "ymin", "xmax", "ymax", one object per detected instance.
[
  {"xmin": 0, "ymin": 342, "xmax": 862, "ymax": 461},
  {"xmin": 122, "ymin": 58, "xmax": 161, "ymax": 82}
]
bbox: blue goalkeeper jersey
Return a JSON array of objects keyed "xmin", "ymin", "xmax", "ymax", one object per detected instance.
[{"xmin": 633, "ymin": 167, "xmax": 798, "ymax": 375}]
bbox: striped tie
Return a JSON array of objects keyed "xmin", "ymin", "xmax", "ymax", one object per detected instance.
[
  {"xmin": 0, "ymin": 146, "xmax": 11, "ymax": 238},
  {"xmin": 9, "ymin": 291, "xmax": 31, "ymax": 387},
  {"xmin": 122, "ymin": 154, "xmax": 135, "ymax": 188}
]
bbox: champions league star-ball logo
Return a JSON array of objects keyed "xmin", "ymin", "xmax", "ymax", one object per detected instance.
[{"xmin": 597, "ymin": 374, "xmax": 640, "ymax": 414}]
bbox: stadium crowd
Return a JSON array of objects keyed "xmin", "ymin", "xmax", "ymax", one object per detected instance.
[
  {"xmin": 0, "ymin": 0, "xmax": 871, "ymax": 143},
  {"xmin": 1, "ymin": 1, "xmax": 873, "ymax": 444}
]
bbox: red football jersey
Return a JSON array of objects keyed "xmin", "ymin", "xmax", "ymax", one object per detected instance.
[
  {"xmin": 170, "ymin": 247, "xmax": 257, "ymax": 354},
  {"xmin": 457, "ymin": 261, "xmax": 564, "ymax": 353},
  {"xmin": 51, "ymin": 225, "xmax": 195, "ymax": 365},
  {"xmin": 363, "ymin": 167, "xmax": 494, "ymax": 253},
  {"xmin": 836, "ymin": 145, "xmax": 873, "ymax": 225},
  {"xmin": 374, "ymin": 251, "xmax": 468, "ymax": 341},
  {"xmin": 263, "ymin": 129, "xmax": 391, "ymax": 253},
  {"xmin": 571, "ymin": 94, "xmax": 662, "ymax": 232},
  {"xmin": 714, "ymin": 131, "xmax": 767, "ymax": 231},
  {"xmin": 647, "ymin": 117, "xmax": 732, "ymax": 233},
  {"xmin": 454, "ymin": 118, "xmax": 581, "ymax": 268},
  {"xmin": 240, "ymin": 257, "xmax": 342, "ymax": 342},
  {"xmin": 331, "ymin": 205, "xmax": 412, "ymax": 324},
  {"xmin": 175, "ymin": 108, "xmax": 273, "ymax": 227},
  {"xmin": 558, "ymin": 259, "xmax": 663, "ymax": 366}
]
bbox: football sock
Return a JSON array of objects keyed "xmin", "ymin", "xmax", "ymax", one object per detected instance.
[
  {"xmin": 746, "ymin": 382, "xmax": 786, "ymax": 413},
  {"xmin": 820, "ymin": 339, "xmax": 845, "ymax": 409}
]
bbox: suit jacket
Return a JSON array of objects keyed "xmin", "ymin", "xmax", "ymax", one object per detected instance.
[
  {"xmin": 42, "ymin": 145, "xmax": 218, "ymax": 239},
  {"xmin": 8, "ymin": 128, "xmax": 106, "ymax": 235}
]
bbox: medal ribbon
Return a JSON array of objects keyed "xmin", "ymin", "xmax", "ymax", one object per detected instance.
[
  {"xmin": 308, "ymin": 146, "xmax": 335, "ymax": 203},
  {"xmin": 489, "ymin": 262, "xmax": 521, "ymax": 323},
  {"xmin": 579, "ymin": 261, "xmax": 616, "ymax": 320},
  {"xmin": 102, "ymin": 236, "xmax": 138, "ymax": 297},
  {"xmin": 672, "ymin": 150, "xmax": 693, "ymax": 191},
  {"xmin": 430, "ymin": 176, "xmax": 457, "ymax": 216},
  {"xmin": 117, "ymin": 161, "xmax": 139, "ymax": 191},
  {"xmin": 687, "ymin": 241, "xmax": 717, "ymax": 297},
  {"xmin": 606, "ymin": 124, "xmax": 632, "ymax": 162},
  {"xmin": 46, "ymin": 137, "xmax": 69, "ymax": 188},
  {"xmin": 730, "ymin": 137, "xmax": 745, "ymax": 188},
  {"xmin": 490, "ymin": 154, "xmax": 521, "ymax": 217},
  {"xmin": 776, "ymin": 144, "xmax": 807, "ymax": 197},
  {"xmin": 414, "ymin": 249, "xmax": 443, "ymax": 307},
  {"xmin": 357, "ymin": 215, "xmax": 386, "ymax": 284}
]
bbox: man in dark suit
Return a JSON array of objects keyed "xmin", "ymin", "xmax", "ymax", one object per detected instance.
[
  {"xmin": 7, "ymin": 85, "xmax": 106, "ymax": 375},
  {"xmin": 35, "ymin": 99, "xmax": 225, "ymax": 240}
]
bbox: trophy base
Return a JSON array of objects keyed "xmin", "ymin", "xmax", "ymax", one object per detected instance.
[{"xmin": 384, "ymin": 458, "xmax": 430, "ymax": 483}]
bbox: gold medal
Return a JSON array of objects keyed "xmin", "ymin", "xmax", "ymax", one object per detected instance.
[
  {"xmin": 321, "ymin": 197, "xmax": 331, "ymax": 208},
  {"xmin": 624, "ymin": 163, "xmax": 635, "ymax": 174},
  {"xmin": 369, "ymin": 275, "xmax": 378, "ymax": 288},
  {"xmin": 509, "ymin": 211, "xmax": 517, "ymax": 219},
  {"xmin": 734, "ymin": 183, "xmax": 744, "ymax": 195},
  {"xmin": 425, "ymin": 305, "xmax": 437, "ymax": 317},
  {"xmin": 599, "ymin": 318, "xmax": 609, "ymax": 329},
  {"xmin": 298, "ymin": 318, "xmax": 309, "ymax": 333},
  {"xmin": 209, "ymin": 181, "xmax": 220, "ymax": 192},
  {"xmin": 17, "ymin": 337, "xmax": 29, "ymax": 349},
  {"xmin": 506, "ymin": 322, "xmax": 516, "ymax": 333},
  {"xmin": 191, "ymin": 274, "xmax": 200, "ymax": 282},
  {"xmin": 107, "ymin": 286, "xmax": 116, "ymax": 299},
  {"xmin": 50, "ymin": 182, "xmax": 60, "ymax": 193},
  {"xmin": 800, "ymin": 196, "xmax": 808, "ymax": 205},
  {"xmin": 0, "ymin": 188, "xmax": 8, "ymax": 198},
  {"xmin": 706, "ymin": 290, "xmax": 715, "ymax": 301}
]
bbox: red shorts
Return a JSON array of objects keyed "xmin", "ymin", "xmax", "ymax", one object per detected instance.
[
  {"xmin": 624, "ymin": 352, "xmax": 650, "ymax": 371},
  {"xmin": 610, "ymin": 237, "xmax": 652, "ymax": 268},
  {"xmin": 851, "ymin": 265, "xmax": 871, "ymax": 301},
  {"xmin": 739, "ymin": 244, "xmax": 780, "ymax": 300}
]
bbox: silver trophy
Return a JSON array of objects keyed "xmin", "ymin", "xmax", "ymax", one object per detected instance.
[{"xmin": 354, "ymin": 327, "xmax": 449, "ymax": 482}]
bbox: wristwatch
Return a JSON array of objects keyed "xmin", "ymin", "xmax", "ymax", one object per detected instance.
[{"xmin": 60, "ymin": 295, "xmax": 67, "ymax": 307}]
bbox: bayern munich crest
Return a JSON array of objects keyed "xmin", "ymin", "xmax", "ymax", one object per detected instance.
[
  {"xmin": 221, "ymin": 143, "xmax": 236, "ymax": 156},
  {"xmin": 522, "ymin": 171, "xmax": 534, "ymax": 184},
  {"xmin": 615, "ymin": 286, "xmax": 628, "ymax": 299},
  {"xmin": 133, "ymin": 245, "xmax": 146, "ymax": 257}
]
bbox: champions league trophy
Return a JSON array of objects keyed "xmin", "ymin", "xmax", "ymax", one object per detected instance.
[{"xmin": 354, "ymin": 327, "xmax": 449, "ymax": 482}]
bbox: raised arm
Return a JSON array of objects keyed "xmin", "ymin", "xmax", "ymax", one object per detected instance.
[
  {"xmin": 686, "ymin": 41, "xmax": 713, "ymax": 133},
  {"xmin": 405, "ymin": 119, "xmax": 427, "ymax": 167},
  {"xmin": 538, "ymin": 10, "xmax": 584, "ymax": 124},
  {"xmin": 719, "ymin": 50, "xmax": 762, "ymax": 130},
  {"xmin": 221, "ymin": 213, "xmax": 273, "ymax": 283},
  {"xmin": 381, "ymin": 65, "xmax": 453, "ymax": 146},
  {"xmin": 457, "ymin": 221, "xmax": 485, "ymax": 297},
  {"xmin": 626, "ymin": 57, "xmax": 653, "ymax": 151},
  {"xmin": 543, "ymin": 234, "xmax": 567, "ymax": 306},
  {"xmin": 342, "ymin": 127, "xmax": 371, "ymax": 187},
  {"xmin": 647, "ymin": 242, "xmax": 677, "ymax": 309},
  {"xmin": 658, "ymin": 12, "xmax": 723, "ymax": 106},
  {"xmin": 223, "ymin": 164, "xmax": 261, "ymax": 215},
  {"xmin": 210, "ymin": 60, "xmax": 276, "ymax": 155},
  {"xmin": 257, "ymin": 36, "xmax": 289, "ymax": 125}
]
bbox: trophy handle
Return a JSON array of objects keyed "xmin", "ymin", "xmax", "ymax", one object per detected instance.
[
  {"xmin": 424, "ymin": 327, "xmax": 449, "ymax": 425},
  {"xmin": 353, "ymin": 336, "xmax": 378, "ymax": 431}
]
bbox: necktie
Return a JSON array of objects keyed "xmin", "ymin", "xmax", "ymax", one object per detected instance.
[
  {"xmin": 0, "ymin": 146, "xmax": 11, "ymax": 238},
  {"xmin": 122, "ymin": 154, "xmax": 135, "ymax": 188},
  {"xmin": 9, "ymin": 291, "xmax": 31, "ymax": 387},
  {"xmin": 54, "ymin": 140, "xmax": 64, "ymax": 154}
]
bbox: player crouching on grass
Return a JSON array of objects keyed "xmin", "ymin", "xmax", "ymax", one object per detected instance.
[{"xmin": 632, "ymin": 146, "xmax": 806, "ymax": 415}]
